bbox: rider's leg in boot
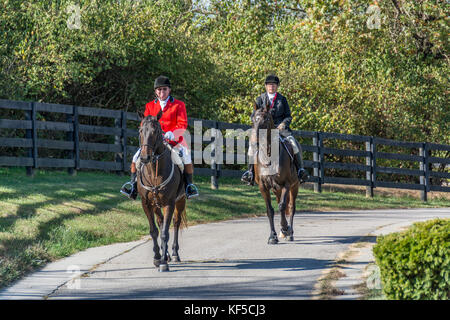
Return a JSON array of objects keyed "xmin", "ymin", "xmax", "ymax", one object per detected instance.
[
  {"xmin": 294, "ymin": 152, "xmax": 309, "ymax": 183},
  {"xmin": 286, "ymin": 136, "xmax": 309, "ymax": 183},
  {"xmin": 184, "ymin": 163, "xmax": 199, "ymax": 199},
  {"xmin": 120, "ymin": 162, "xmax": 138, "ymax": 200},
  {"xmin": 241, "ymin": 163, "xmax": 255, "ymax": 185}
]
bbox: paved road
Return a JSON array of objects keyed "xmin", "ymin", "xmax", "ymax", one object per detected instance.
[{"xmin": 1, "ymin": 208, "xmax": 449, "ymax": 300}]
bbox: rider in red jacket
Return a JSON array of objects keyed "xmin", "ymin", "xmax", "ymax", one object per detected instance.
[
  {"xmin": 143, "ymin": 91, "xmax": 188, "ymax": 148},
  {"xmin": 121, "ymin": 76, "xmax": 199, "ymax": 200}
]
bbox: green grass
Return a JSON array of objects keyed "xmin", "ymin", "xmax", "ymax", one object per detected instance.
[{"xmin": 0, "ymin": 167, "xmax": 449, "ymax": 289}]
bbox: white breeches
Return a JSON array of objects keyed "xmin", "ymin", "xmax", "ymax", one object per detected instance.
[
  {"xmin": 247, "ymin": 135, "xmax": 300, "ymax": 156},
  {"xmin": 132, "ymin": 145, "xmax": 192, "ymax": 165}
]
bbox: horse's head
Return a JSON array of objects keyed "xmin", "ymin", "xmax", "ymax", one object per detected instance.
[
  {"xmin": 251, "ymin": 101, "xmax": 274, "ymax": 131},
  {"xmin": 138, "ymin": 110, "xmax": 164, "ymax": 164}
]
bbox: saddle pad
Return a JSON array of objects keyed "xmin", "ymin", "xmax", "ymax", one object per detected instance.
[
  {"xmin": 135, "ymin": 148, "xmax": 184, "ymax": 174},
  {"xmin": 257, "ymin": 138, "xmax": 294, "ymax": 176},
  {"xmin": 256, "ymin": 149, "xmax": 280, "ymax": 176}
]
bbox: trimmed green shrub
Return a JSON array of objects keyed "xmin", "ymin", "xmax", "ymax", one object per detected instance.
[{"xmin": 373, "ymin": 219, "xmax": 450, "ymax": 300}]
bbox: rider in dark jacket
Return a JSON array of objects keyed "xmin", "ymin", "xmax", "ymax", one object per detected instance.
[{"xmin": 241, "ymin": 74, "xmax": 309, "ymax": 185}]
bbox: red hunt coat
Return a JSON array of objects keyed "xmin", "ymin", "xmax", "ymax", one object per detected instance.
[{"xmin": 144, "ymin": 97, "xmax": 188, "ymax": 147}]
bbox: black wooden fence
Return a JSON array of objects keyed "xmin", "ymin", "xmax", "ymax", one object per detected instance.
[{"xmin": 1, "ymin": 99, "xmax": 449, "ymax": 201}]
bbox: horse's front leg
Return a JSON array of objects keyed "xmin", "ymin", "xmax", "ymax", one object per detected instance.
[
  {"xmin": 141, "ymin": 199, "xmax": 161, "ymax": 267},
  {"xmin": 260, "ymin": 185, "xmax": 277, "ymax": 244},
  {"xmin": 172, "ymin": 198, "xmax": 186, "ymax": 262},
  {"xmin": 278, "ymin": 186, "xmax": 290, "ymax": 239},
  {"xmin": 159, "ymin": 203, "xmax": 175, "ymax": 272},
  {"xmin": 287, "ymin": 185, "xmax": 299, "ymax": 241}
]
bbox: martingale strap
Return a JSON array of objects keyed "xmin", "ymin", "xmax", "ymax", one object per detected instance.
[{"xmin": 139, "ymin": 162, "xmax": 174, "ymax": 194}]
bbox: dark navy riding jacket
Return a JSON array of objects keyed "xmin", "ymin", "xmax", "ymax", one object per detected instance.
[{"xmin": 252, "ymin": 92, "xmax": 292, "ymax": 137}]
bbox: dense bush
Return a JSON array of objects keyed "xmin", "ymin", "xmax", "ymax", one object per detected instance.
[
  {"xmin": 0, "ymin": 1, "xmax": 448, "ymax": 176},
  {"xmin": 373, "ymin": 219, "xmax": 450, "ymax": 300},
  {"xmin": 0, "ymin": 0, "xmax": 225, "ymax": 118},
  {"xmin": 198, "ymin": 0, "xmax": 449, "ymax": 146}
]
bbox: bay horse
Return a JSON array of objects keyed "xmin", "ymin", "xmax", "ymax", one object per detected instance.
[
  {"xmin": 137, "ymin": 110, "xmax": 187, "ymax": 272},
  {"xmin": 251, "ymin": 102, "xmax": 299, "ymax": 244}
]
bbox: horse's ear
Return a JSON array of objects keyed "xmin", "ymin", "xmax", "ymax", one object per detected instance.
[
  {"xmin": 156, "ymin": 109, "xmax": 163, "ymax": 121},
  {"xmin": 137, "ymin": 111, "xmax": 145, "ymax": 121}
]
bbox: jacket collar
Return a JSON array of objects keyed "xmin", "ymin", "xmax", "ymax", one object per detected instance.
[
  {"xmin": 154, "ymin": 96, "xmax": 175, "ymax": 111},
  {"xmin": 261, "ymin": 92, "xmax": 278, "ymax": 108}
]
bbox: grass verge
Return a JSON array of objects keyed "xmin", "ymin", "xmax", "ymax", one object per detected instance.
[{"xmin": 0, "ymin": 167, "xmax": 449, "ymax": 289}]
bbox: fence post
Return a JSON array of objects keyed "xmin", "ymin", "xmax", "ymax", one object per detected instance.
[
  {"xmin": 121, "ymin": 111, "xmax": 127, "ymax": 174},
  {"xmin": 66, "ymin": 105, "xmax": 79, "ymax": 176},
  {"xmin": 25, "ymin": 102, "xmax": 35, "ymax": 176},
  {"xmin": 73, "ymin": 106, "xmax": 79, "ymax": 171},
  {"xmin": 372, "ymin": 139, "xmax": 377, "ymax": 191},
  {"xmin": 313, "ymin": 131, "xmax": 322, "ymax": 193},
  {"xmin": 30, "ymin": 102, "xmax": 38, "ymax": 171},
  {"xmin": 115, "ymin": 113, "xmax": 124, "ymax": 175},
  {"xmin": 66, "ymin": 107, "xmax": 74, "ymax": 176},
  {"xmin": 366, "ymin": 137, "xmax": 374, "ymax": 198},
  {"xmin": 420, "ymin": 142, "xmax": 429, "ymax": 202},
  {"xmin": 211, "ymin": 121, "xmax": 219, "ymax": 190}
]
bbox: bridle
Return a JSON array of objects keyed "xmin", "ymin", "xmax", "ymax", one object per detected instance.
[
  {"xmin": 138, "ymin": 122, "xmax": 175, "ymax": 199},
  {"xmin": 253, "ymin": 109, "xmax": 276, "ymax": 163}
]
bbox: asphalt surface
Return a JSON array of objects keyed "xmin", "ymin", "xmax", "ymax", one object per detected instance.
[{"xmin": 1, "ymin": 208, "xmax": 449, "ymax": 300}]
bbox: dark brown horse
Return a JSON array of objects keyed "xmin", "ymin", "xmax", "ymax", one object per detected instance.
[
  {"xmin": 252, "ymin": 102, "xmax": 299, "ymax": 244},
  {"xmin": 137, "ymin": 110, "xmax": 187, "ymax": 272}
]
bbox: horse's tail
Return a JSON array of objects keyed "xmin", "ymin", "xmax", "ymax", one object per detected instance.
[{"xmin": 175, "ymin": 197, "xmax": 188, "ymax": 230}]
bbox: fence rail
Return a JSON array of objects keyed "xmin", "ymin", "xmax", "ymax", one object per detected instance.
[{"xmin": 1, "ymin": 99, "xmax": 449, "ymax": 201}]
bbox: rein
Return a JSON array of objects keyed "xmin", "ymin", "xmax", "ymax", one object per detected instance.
[
  {"xmin": 139, "ymin": 139, "xmax": 174, "ymax": 199},
  {"xmin": 139, "ymin": 159, "xmax": 174, "ymax": 194}
]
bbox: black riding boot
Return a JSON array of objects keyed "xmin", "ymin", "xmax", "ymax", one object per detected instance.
[
  {"xmin": 293, "ymin": 152, "xmax": 309, "ymax": 184},
  {"xmin": 241, "ymin": 163, "xmax": 255, "ymax": 186},
  {"xmin": 184, "ymin": 172, "xmax": 199, "ymax": 199},
  {"xmin": 120, "ymin": 172, "xmax": 138, "ymax": 200}
]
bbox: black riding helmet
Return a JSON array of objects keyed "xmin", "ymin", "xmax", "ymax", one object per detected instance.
[
  {"xmin": 265, "ymin": 74, "xmax": 280, "ymax": 85},
  {"xmin": 154, "ymin": 75, "xmax": 171, "ymax": 89}
]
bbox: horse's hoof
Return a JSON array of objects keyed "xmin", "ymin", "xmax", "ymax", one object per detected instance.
[
  {"xmin": 172, "ymin": 255, "xmax": 181, "ymax": 263},
  {"xmin": 279, "ymin": 229, "xmax": 289, "ymax": 238},
  {"xmin": 159, "ymin": 264, "xmax": 170, "ymax": 272},
  {"xmin": 153, "ymin": 259, "xmax": 161, "ymax": 267},
  {"xmin": 268, "ymin": 237, "xmax": 278, "ymax": 245},
  {"xmin": 287, "ymin": 235, "xmax": 294, "ymax": 241}
]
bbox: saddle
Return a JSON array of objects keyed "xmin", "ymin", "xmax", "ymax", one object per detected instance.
[
  {"xmin": 280, "ymin": 137, "xmax": 294, "ymax": 162},
  {"xmin": 165, "ymin": 143, "xmax": 184, "ymax": 174},
  {"xmin": 256, "ymin": 137, "xmax": 294, "ymax": 176},
  {"xmin": 136, "ymin": 144, "xmax": 184, "ymax": 174}
]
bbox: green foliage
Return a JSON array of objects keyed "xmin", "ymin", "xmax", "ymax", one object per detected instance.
[
  {"xmin": 0, "ymin": 0, "xmax": 224, "ymax": 118},
  {"xmin": 0, "ymin": 0, "xmax": 448, "ymax": 144},
  {"xmin": 199, "ymin": 0, "xmax": 449, "ymax": 145},
  {"xmin": 373, "ymin": 219, "xmax": 450, "ymax": 300}
]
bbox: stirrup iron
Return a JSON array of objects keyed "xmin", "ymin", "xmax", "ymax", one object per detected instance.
[{"xmin": 186, "ymin": 184, "xmax": 199, "ymax": 199}]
